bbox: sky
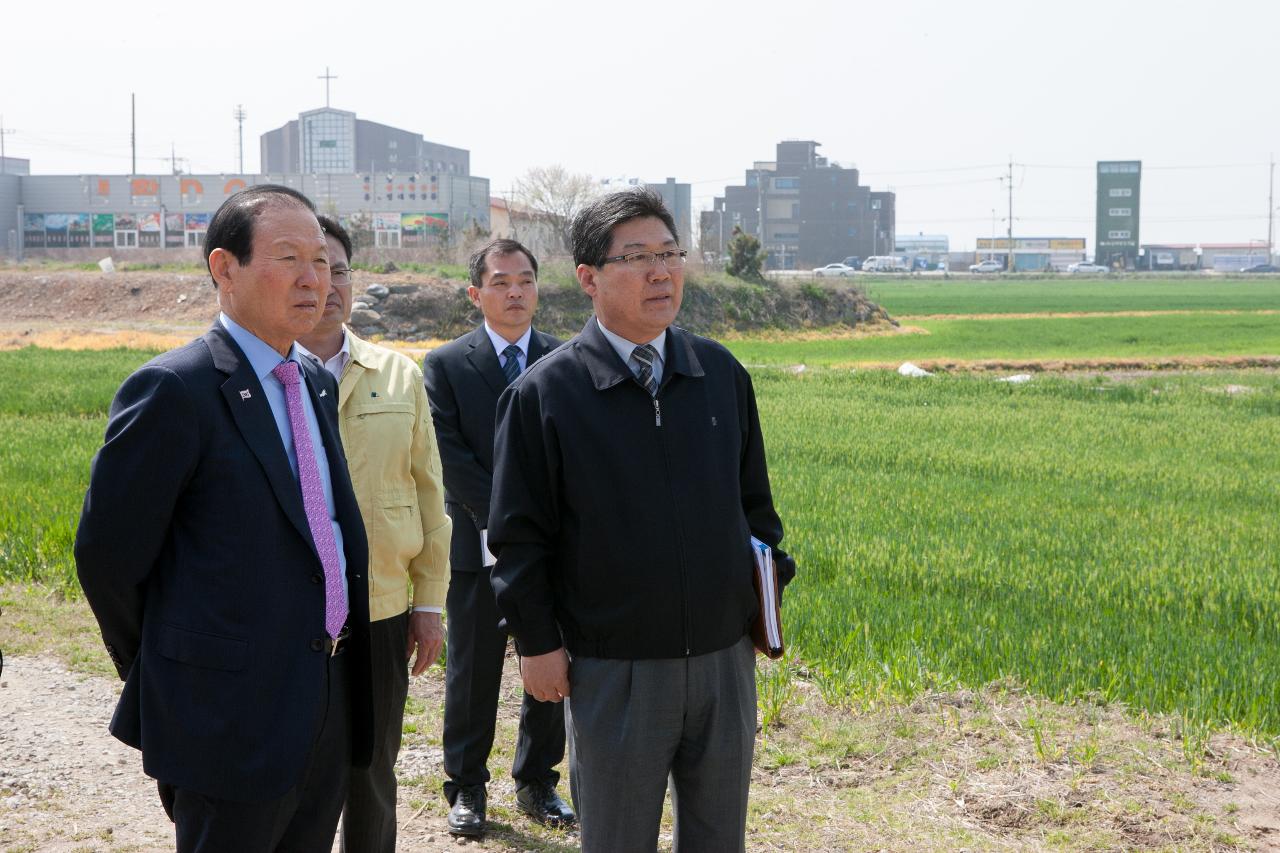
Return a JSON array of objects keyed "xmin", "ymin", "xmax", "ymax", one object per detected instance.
[{"xmin": 3, "ymin": 0, "xmax": 1278, "ymax": 251}]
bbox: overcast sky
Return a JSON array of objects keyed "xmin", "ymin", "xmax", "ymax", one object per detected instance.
[{"xmin": 4, "ymin": 0, "xmax": 1277, "ymax": 250}]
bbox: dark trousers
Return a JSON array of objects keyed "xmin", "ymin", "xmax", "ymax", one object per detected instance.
[
  {"xmin": 158, "ymin": 650, "xmax": 352, "ymax": 853},
  {"xmin": 442, "ymin": 569, "xmax": 565, "ymax": 803},
  {"xmin": 341, "ymin": 611, "xmax": 409, "ymax": 853},
  {"xmin": 566, "ymin": 636, "xmax": 756, "ymax": 853}
]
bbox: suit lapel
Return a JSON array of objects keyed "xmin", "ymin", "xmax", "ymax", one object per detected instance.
[
  {"xmin": 464, "ymin": 325, "xmax": 509, "ymax": 396},
  {"xmin": 206, "ymin": 325, "xmax": 316, "ymax": 557},
  {"xmin": 527, "ymin": 329, "xmax": 554, "ymax": 366}
]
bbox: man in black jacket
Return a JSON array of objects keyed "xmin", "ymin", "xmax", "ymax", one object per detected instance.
[
  {"xmin": 489, "ymin": 188, "xmax": 794, "ymax": 852},
  {"xmin": 422, "ymin": 238, "xmax": 570, "ymax": 838}
]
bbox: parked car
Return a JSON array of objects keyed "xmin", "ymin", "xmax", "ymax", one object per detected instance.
[
  {"xmin": 812, "ymin": 262, "xmax": 857, "ymax": 277},
  {"xmin": 1067, "ymin": 262, "xmax": 1110, "ymax": 274},
  {"xmin": 1240, "ymin": 263, "xmax": 1279, "ymax": 273},
  {"xmin": 842, "ymin": 256, "xmax": 861, "ymax": 269},
  {"xmin": 969, "ymin": 259, "xmax": 1003, "ymax": 274}
]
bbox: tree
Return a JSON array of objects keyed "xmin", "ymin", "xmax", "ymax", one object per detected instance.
[
  {"xmin": 514, "ymin": 165, "xmax": 601, "ymax": 256},
  {"xmin": 724, "ymin": 226, "xmax": 767, "ymax": 283}
]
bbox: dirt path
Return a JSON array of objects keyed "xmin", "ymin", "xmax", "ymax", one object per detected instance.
[
  {"xmin": 0, "ymin": 653, "xmax": 558, "ymax": 852},
  {"xmin": 5, "ymin": 650, "xmax": 1280, "ymax": 852}
]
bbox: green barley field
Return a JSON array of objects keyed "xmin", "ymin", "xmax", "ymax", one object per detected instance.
[
  {"xmin": 856, "ymin": 276, "xmax": 1280, "ymax": 316},
  {"xmin": 2, "ymin": 278, "xmax": 1278, "ymax": 735}
]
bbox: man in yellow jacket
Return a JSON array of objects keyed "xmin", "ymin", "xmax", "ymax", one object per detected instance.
[{"xmin": 298, "ymin": 214, "xmax": 451, "ymax": 852}]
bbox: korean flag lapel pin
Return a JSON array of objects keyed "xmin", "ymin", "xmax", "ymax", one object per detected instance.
[{"xmin": 239, "ymin": 389, "xmax": 252, "ymax": 401}]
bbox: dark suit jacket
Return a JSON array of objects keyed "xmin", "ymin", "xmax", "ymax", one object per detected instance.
[
  {"xmin": 74, "ymin": 323, "xmax": 373, "ymax": 803},
  {"xmin": 422, "ymin": 325, "xmax": 560, "ymax": 573}
]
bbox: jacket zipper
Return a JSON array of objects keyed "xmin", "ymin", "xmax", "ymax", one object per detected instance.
[{"xmin": 651, "ymin": 388, "xmax": 692, "ymax": 655}]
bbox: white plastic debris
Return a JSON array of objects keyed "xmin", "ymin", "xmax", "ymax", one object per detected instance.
[
  {"xmin": 997, "ymin": 374, "xmax": 1033, "ymax": 384},
  {"xmin": 897, "ymin": 362, "xmax": 932, "ymax": 377},
  {"xmin": 786, "ymin": 364, "xmax": 806, "ymax": 374},
  {"xmin": 97, "ymin": 257, "xmax": 115, "ymax": 274}
]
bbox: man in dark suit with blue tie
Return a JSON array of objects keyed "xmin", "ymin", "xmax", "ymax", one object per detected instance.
[
  {"xmin": 75, "ymin": 184, "xmax": 373, "ymax": 852},
  {"xmin": 422, "ymin": 238, "xmax": 570, "ymax": 837}
]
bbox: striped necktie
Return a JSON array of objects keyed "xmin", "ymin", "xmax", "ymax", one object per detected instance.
[
  {"xmin": 630, "ymin": 344, "xmax": 659, "ymax": 397},
  {"xmin": 502, "ymin": 344, "xmax": 522, "ymax": 385}
]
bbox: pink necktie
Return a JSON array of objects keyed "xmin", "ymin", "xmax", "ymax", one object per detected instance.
[{"xmin": 272, "ymin": 360, "xmax": 347, "ymax": 640}]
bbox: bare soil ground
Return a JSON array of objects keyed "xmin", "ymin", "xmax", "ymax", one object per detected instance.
[{"xmin": 3, "ymin": 587, "xmax": 1280, "ymax": 852}]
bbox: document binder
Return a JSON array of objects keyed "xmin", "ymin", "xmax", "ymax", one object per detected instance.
[{"xmin": 749, "ymin": 536, "xmax": 785, "ymax": 659}]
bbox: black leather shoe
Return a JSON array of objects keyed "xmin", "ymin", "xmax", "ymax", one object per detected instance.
[
  {"xmin": 516, "ymin": 781, "xmax": 576, "ymax": 827},
  {"xmin": 448, "ymin": 785, "xmax": 487, "ymax": 837}
]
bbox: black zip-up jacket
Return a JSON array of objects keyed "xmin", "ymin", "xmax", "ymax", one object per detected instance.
[{"xmin": 489, "ymin": 318, "xmax": 794, "ymax": 659}]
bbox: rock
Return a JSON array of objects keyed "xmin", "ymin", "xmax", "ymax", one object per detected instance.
[
  {"xmin": 786, "ymin": 364, "xmax": 806, "ymax": 374},
  {"xmin": 350, "ymin": 308, "xmax": 383, "ymax": 325},
  {"xmin": 997, "ymin": 374, "xmax": 1032, "ymax": 384},
  {"xmin": 897, "ymin": 362, "xmax": 932, "ymax": 377},
  {"xmin": 387, "ymin": 284, "xmax": 417, "ymax": 295},
  {"xmin": 364, "ymin": 284, "xmax": 389, "ymax": 299},
  {"xmin": 380, "ymin": 261, "xmax": 399, "ymax": 273},
  {"xmin": 351, "ymin": 301, "xmax": 370, "ymax": 311},
  {"xmin": 176, "ymin": 294, "xmax": 187, "ymax": 304}
]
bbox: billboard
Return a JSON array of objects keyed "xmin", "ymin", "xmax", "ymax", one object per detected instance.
[{"xmin": 1096, "ymin": 161, "xmax": 1141, "ymax": 268}]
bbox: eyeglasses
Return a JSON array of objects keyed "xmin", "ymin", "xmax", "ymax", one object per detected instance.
[
  {"xmin": 601, "ymin": 250, "xmax": 688, "ymax": 271},
  {"xmin": 331, "ymin": 267, "xmax": 354, "ymax": 286}
]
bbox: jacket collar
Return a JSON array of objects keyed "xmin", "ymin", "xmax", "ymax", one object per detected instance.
[{"xmin": 576, "ymin": 316, "xmax": 704, "ymax": 392}]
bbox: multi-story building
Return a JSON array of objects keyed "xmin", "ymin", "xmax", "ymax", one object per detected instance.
[
  {"xmin": 261, "ymin": 107, "xmax": 470, "ymax": 178},
  {"xmin": 1096, "ymin": 160, "xmax": 1141, "ymax": 269},
  {"xmin": 703, "ymin": 140, "xmax": 895, "ymax": 270},
  {"xmin": 645, "ymin": 177, "xmax": 691, "ymax": 248}
]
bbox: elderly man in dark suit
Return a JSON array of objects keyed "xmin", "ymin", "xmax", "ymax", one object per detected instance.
[
  {"xmin": 422, "ymin": 238, "xmax": 570, "ymax": 838},
  {"xmin": 75, "ymin": 184, "xmax": 372, "ymax": 852}
]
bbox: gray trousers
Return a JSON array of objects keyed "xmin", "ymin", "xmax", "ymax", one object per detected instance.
[{"xmin": 565, "ymin": 636, "xmax": 756, "ymax": 853}]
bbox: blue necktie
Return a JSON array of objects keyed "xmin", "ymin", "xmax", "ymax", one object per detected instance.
[
  {"xmin": 630, "ymin": 344, "xmax": 659, "ymax": 397},
  {"xmin": 502, "ymin": 344, "xmax": 522, "ymax": 385}
]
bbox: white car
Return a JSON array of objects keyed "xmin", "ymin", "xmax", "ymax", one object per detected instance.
[
  {"xmin": 812, "ymin": 263, "xmax": 857, "ymax": 277},
  {"xmin": 1067, "ymin": 262, "xmax": 1110, "ymax": 274},
  {"xmin": 969, "ymin": 259, "xmax": 1003, "ymax": 274}
]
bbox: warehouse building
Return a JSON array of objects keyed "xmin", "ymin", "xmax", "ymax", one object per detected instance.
[
  {"xmin": 4, "ymin": 169, "xmax": 489, "ymax": 257},
  {"xmin": 974, "ymin": 237, "xmax": 1087, "ymax": 271}
]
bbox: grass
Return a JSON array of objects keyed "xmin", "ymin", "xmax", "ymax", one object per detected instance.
[
  {"xmin": 755, "ymin": 368, "xmax": 1280, "ymax": 735},
  {"xmin": 3, "ymin": 347, "xmax": 1277, "ymax": 742},
  {"xmin": 856, "ymin": 277, "xmax": 1280, "ymax": 316},
  {"xmin": 0, "ymin": 348, "xmax": 159, "ymax": 590},
  {"xmin": 728, "ymin": 312, "xmax": 1280, "ymax": 366}
]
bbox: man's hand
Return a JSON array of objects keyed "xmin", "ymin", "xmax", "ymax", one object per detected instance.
[
  {"xmin": 406, "ymin": 611, "xmax": 445, "ymax": 676},
  {"xmin": 519, "ymin": 648, "xmax": 571, "ymax": 702}
]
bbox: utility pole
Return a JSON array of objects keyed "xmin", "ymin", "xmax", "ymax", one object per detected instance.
[
  {"xmin": 756, "ymin": 170, "xmax": 765, "ymax": 243},
  {"xmin": 234, "ymin": 105, "xmax": 247, "ymax": 174},
  {"xmin": 1007, "ymin": 155, "xmax": 1014, "ymax": 271},
  {"xmin": 0, "ymin": 116, "xmax": 15, "ymax": 174},
  {"xmin": 131, "ymin": 93, "xmax": 137, "ymax": 175},
  {"xmin": 1268, "ymin": 153, "xmax": 1275, "ymax": 263},
  {"xmin": 171, "ymin": 142, "xmax": 180, "ymax": 175},
  {"xmin": 318, "ymin": 67, "xmax": 338, "ymax": 108}
]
